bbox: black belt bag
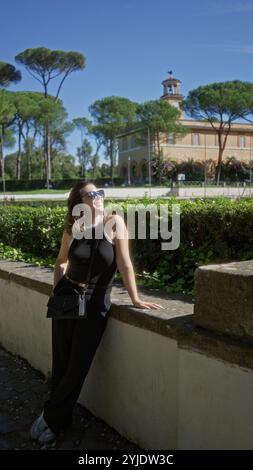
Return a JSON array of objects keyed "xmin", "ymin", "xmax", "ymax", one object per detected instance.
[{"xmin": 46, "ymin": 238, "xmax": 100, "ymax": 319}]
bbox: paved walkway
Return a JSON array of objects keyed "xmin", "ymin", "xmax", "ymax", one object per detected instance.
[
  {"xmin": 0, "ymin": 187, "xmax": 170, "ymax": 200},
  {"xmin": 0, "ymin": 186, "xmax": 252, "ymax": 200},
  {"xmin": 0, "ymin": 347, "xmax": 141, "ymax": 450}
]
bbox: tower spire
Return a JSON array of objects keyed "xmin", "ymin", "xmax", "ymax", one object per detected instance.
[{"xmin": 160, "ymin": 69, "xmax": 184, "ymax": 118}]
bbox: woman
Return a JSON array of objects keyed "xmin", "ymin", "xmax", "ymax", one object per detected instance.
[{"xmin": 30, "ymin": 180, "xmax": 164, "ymax": 443}]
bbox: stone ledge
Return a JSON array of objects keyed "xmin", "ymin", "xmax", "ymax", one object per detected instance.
[
  {"xmin": 1, "ymin": 259, "xmax": 253, "ymax": 371},
  {"xmin": 194, "ymin": 260, "xmax": 253, "ymax": 343},
  {"xmin": 0, "ymin": 259, "xmax": 194, "ymax": 341}
]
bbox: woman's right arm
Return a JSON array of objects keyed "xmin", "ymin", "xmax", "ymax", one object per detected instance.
[{"xmin": 53, "ymin": 229, "xmax": 72, "ymax": 289}]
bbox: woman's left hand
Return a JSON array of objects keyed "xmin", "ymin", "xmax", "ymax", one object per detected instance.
[{"xmin": 132, "ymin": 298, "xmax": 165, "ymax": 310}]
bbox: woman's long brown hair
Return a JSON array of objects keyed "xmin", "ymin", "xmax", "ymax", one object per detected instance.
[{"xmin": 64, "ymin": 180, "xmax": 102, "ymax": 235}]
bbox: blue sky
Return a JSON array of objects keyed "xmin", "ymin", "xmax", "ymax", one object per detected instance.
[{"xmin": 1, "ymin": 0, "xmax": 252, "ymax": 161}]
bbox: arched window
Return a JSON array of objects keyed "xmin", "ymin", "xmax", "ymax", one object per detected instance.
[
  {"xmin": 168, "ymin": 132, "xmax": 175, "ymax": 144},
  {"xmin": 193, "ymin": 133, "xmax": 200, "ymax": 145},
  {"xmin": 239, "ymin": 135, "xmax": 246, "ymax": 148},
  {"xmin": 131, "ymin": 164, "xmax": 137, "ymax": 179},
  {"xmin": 121, "ymin": 166, "xmax": 127, "ymax": 177},
  {"xmin": 141, "ymin": 162, "xmax": 148, "ymax": 182}
]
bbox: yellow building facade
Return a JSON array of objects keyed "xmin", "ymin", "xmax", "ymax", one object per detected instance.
[{"xmin": 118, "ymin": 73, "xmax": 253, "ymax": 183}]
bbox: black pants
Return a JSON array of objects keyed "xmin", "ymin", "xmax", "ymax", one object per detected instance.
[{"xmin": 43, "ymin": 277, "xmax": 109, "ymax": 435}]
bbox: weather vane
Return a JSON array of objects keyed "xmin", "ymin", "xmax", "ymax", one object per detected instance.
[{"xmin": 167, "ymin": 70, "xmax": 173, "ymax": 76}]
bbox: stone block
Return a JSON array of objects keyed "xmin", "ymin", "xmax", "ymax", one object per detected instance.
[{"xmin": 193, "ymin": 260, "xmax": 253, "ymax": 342}]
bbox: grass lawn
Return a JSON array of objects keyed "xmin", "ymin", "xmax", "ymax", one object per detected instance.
[{"xmin": 2, "ymin": 189, "xmax": 70, "ymax": 194}]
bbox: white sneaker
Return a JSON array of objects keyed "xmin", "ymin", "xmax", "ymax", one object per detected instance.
[
  {"xmin": 30, "ymin": 412, "xmax": 48, "ymax": 440},
  {"xmin": 38, "ymin": 426, "xmax": 56, "ymax": 444}
]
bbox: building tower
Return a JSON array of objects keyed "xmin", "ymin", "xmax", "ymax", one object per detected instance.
[{"xmin": 160, "ymin": 70, "xmax": 184, "ymax": 118}]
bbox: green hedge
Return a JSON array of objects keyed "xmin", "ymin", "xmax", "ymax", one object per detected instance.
[
  {"xmin": 1, "ymin": 197, "xmax": 253, "ymax": 296},
  {"xmin": 0, "ymin": 199, "xmax": 68, "ymax": 208},
  {"xmin": 0, "ymin": 177, "xmax": 124, "ymax": 192}
]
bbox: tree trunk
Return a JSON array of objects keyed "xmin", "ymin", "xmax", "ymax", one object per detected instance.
[
  {"xmin": 157, "ymin": 131, "xmax": 162, "ymax": 185},
  {"xmin": 83, "ymin": 157, "xmax": 86, "ymax": 180},
  {"xmin": 27, "ymin": 139, "xmax": 32, "ymax": 180},
  {"xmin": 16, "ymin": 127, "xmax": 22, "ymax": 180},
  {"xmin": 47, "ymin": 125, "xmax": 51, "ymax": 187},
  {"xmin": 0, "ymin": 125, "xmax": 6, "ymax": 193},
  {"xmin": 110, "ymin": 139, "xmax": 114, "ymax": 187},
  {"xmin": 44, "ymin": 126, "xmax": 47, "ymax": 183},
  {"xmin": 44, "ymin": 122, "xmax": 52, "ymax": 188},
  {"xmin": 215, "ymin": 146, "xmax": 224, "ymax": 185},
  {"xmin": 216, "ymin": 127, "xmax": 230, "ymax": 185}
]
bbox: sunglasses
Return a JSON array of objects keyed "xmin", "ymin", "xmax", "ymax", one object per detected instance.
[{"xmin": 83, "ymin": 189, "xmax": 105, "ymax": 200}]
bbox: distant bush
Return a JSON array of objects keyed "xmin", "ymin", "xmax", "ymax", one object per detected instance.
[{"xmin": 0, "ymin": 176, "xmax": 124, "ymax": 191}]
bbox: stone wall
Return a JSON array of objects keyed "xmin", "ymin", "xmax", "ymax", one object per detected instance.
[{"xmin": 0, "ymin": 258, "xmax": 253, "ymax": 449}]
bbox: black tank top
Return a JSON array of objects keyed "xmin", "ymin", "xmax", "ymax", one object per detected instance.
[{"xmin": 66, "ymin": 220, "xmax": 117, "ymax": 317}]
